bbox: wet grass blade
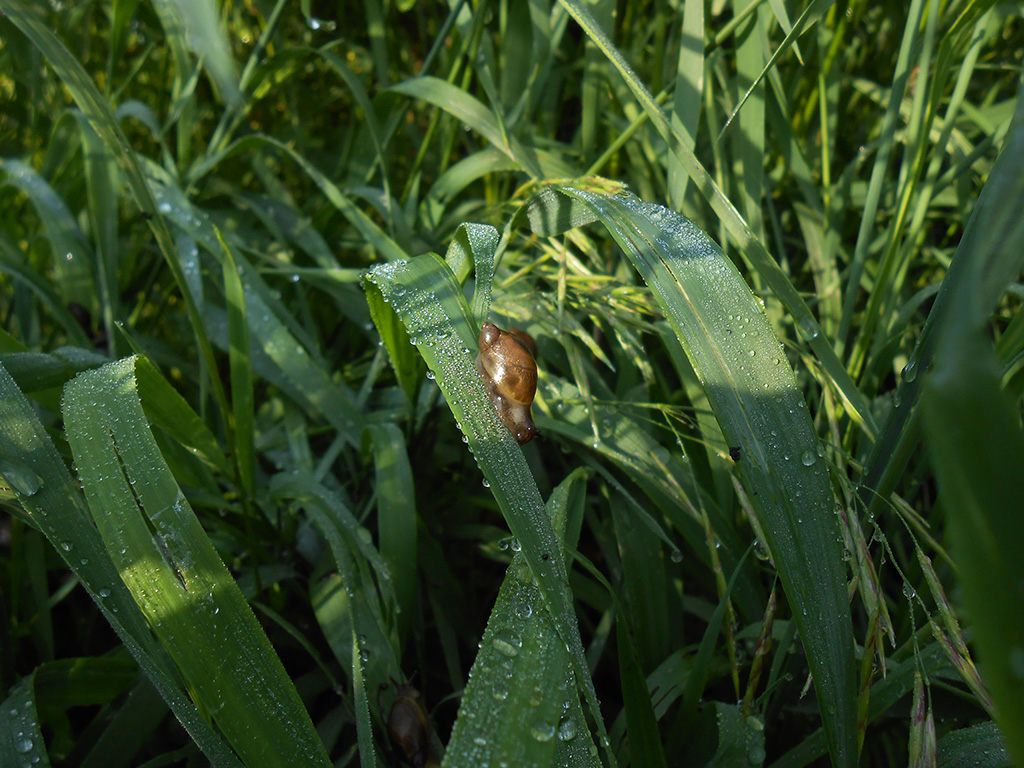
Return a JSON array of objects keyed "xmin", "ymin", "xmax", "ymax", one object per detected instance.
[
  {"xmin": 63, "ymin": 356, "xmax": 331, "ymax": 768},
  {"xmin": 365, "ymin": 252, "xmax": 614, "ymax": 763},
  {"xmin": 443, "ymin": 471, "xmax": 600, "ymax": 768},
  {"xmin": 0, "ymin": 361, "xmax": 243, "ymax": 767},
  {"xmin": 528, "ymin": 185, "xmax": 858, "ymax": 768}
]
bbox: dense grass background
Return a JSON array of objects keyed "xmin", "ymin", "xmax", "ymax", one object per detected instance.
[{"xmin": 1, "ymin": 1, "xmax": 1023, "ymax": 766}]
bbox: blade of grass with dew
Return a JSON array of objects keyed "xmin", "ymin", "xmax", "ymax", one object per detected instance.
[
  {"xmin": 352, "ymin": 627, "xmax": 378, "ymax": 768},
  {"xmin": 1, "ymin": 672, "xmax": 53, "ymax": 767},
  {"xmin": 63, "ymin": 356, "xmax": 331, "ymax": 768},
  {"xmin": 0, "ymin": 361, "xmax": 243, "ymax": 767},
  {"xmin": 935, "ymin": 722, "xmax": 1010, "ymax": 768},
  {"xmin": 364, "ymin": 252, "xmax": 614, "ymax": 763},
  {"xmin": 444, "ymin": 470, "xmax": 600, "ymax": 768},
  {"xmin": 920, "ymin": 84, "xmax": 1024, "ymax": 767},
  {"xmin": 444, "ymin": 221, "xmax": 499, "ymax": 327},
  {"xmin": 527, "ymin": 184, "xmax": 858, "ymax": 768},
  {"xmin": 556, "ymin": 0, "xmax": 876, "ymax": 438}
]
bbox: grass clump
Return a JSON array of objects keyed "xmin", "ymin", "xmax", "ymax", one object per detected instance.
[{"xmin": 1, "ymin": 2, "xmax": 1021, "ymax": 767}]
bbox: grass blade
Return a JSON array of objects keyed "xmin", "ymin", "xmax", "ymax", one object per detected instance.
[
  {"xmin": 529, "ymin": 184, "xmax": 858, "ymax": 768},
  {"xmin": 63, "ymin": 356, "xmax": 331, "ymax": 768},
  {"xmin": 0, "ymin": 361, "xmax": 243, "ymax": 767},
  {"xmin": 365, "ymin": 252, "xmax": 614, "ymax": 763},
  {"xmin": 921, "ymin": 86, "xmax": 1024, "ymax": 766}
]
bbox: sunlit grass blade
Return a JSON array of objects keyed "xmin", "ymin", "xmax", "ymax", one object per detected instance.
[
  {"xmin": 444, "ymin": 471, "xmax": 599, "ymax": 767},
  {"xmin": 365, "ymin": 252, "xmax": 613, "ymax": 762},
  {"xmin": 0, "ymin": 361, "xmax": 243, "ymax": 767},
  {"xmin": 529, "ymin": 184, "xmax": 857, "ymax": 768},
  {"xmin": 63, "ymin": 356, "xmax": 331, "ymax": 768}
]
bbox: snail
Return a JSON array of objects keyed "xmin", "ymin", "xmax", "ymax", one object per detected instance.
[
  {"xmin": 386, "ymin": 681, "xmax": 430, "ymax": 768},
  {"xmin": 476, "ymin": 322, "xmax": 541, "ymax": 445}
]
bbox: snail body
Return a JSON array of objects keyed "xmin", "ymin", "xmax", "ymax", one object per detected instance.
[
  {"xmin": 476, "ymin": 322, "xmax": 540, "ymax": 444},
  {"xmin": 387, "ymin": 682, "xmax": 429, "ymax": 768}
]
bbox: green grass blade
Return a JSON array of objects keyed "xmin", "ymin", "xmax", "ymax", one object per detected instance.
[
  {"xmin": 0, "ymin": 361, "xmax": 243, "ymax": 767},
  {"xmin": 920, "ymin": 87, "xmax": 1024, "ymax": 767},
  {"xmin": 63, "ymin": 356, "xmax": 331, "ymax": 768},
  {"xmin": 531, "ymin": 185, "xmax": 858, "ymax": 768},
  {"xmin": 936, "ymin": 723, "xmax": 1010, "ymax": 768},
  {"xmin": 351, "ymin": 628, "xmax": 378, "ymax": 768},
  {"xmin": 443, "ymin": 221, "xmax": 499, "ymax": 327},
  {"xmin": 364, "ymin": 423, "xmax": 417, "ymax": 645},
  {"xmin": 365, "ymin": 252, "xmax": 614, "ymax": 763},
  {"xmin": 212, "ymin": 228, "xmax": 256, "ymax": 495},
  {"xmin": 0, "ymin": 675, "xmax": 49, "ymax": 767},
  {"xmin": 443, "ymin": 471, "xmax": 600, "ymax": 768}
]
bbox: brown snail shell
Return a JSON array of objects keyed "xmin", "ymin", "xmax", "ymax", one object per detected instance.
[
  {"xmin": 387, "ymin": 682, "xmax": 429, "ymax": 768},
  {"xmin": 476, "ymin": 321, "xmax": 540, "ymax": 444}
]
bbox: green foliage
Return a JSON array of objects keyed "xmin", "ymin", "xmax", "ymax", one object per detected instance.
[{"xmin": 0, "ymin": 1, "xmax": 1020, "ymax": 767}]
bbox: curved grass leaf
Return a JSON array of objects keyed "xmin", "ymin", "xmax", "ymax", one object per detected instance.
[
  {"xmin": 921, "ymin": 85, "xmax": 1024, "ymax": 766},
  {"xmin": 0, "ymin": 674, "xmax": 50, "ymax": 768},
  {"xmin": 364, "ymin": 252, "xmax": 614, "ymax": 763},
  {"xmin": 63, "ymin": 356, "xmax": 331, "ymax": 768},
  {"xmin": 0, "ymin": 360, "xmax": 243, "ymax": 767},
  {"xmin": 528, "ymin": 185, "xmax": 857, "ymax": 768},
  {"xmin": 444, "ymin": 470, "xmax": 599, "ymax": 768}
]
